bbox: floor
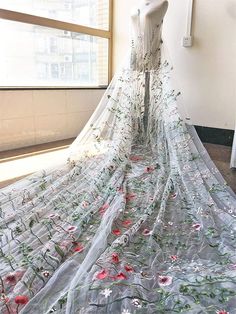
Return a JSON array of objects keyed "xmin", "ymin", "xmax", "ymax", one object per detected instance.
[{"xmin": 0, "ymin": 140, "xmax": 235, "ymax": 193}]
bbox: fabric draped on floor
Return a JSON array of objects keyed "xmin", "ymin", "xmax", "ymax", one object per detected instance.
[{"xmin": 0, "ymin": 1, "xmax": 236, "ymax": 313}]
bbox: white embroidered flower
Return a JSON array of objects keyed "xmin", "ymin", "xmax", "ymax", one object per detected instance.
[
  {"xmin": 121, "ymin": 310, "xmax": 131, "ymax": 314},
  {"xmin": 131, "ymin": 298, "xmax": 142, "ymax": 308},
  {"xmin": 100, "ymin": 288, "xmax": 112, "ymax": 298}
]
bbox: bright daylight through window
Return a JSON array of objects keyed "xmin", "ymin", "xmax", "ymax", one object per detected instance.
[{"xmin": 0, "ymin": 0, "xmax": 111, "ymax": 88}]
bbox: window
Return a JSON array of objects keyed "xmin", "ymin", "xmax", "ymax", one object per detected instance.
[{"xmin": 0, "ymin": 0, "xmax": 112, "ymax": 88}]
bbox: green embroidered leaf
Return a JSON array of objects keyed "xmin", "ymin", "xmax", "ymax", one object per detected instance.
[
  {"xmin": 55, "ymin": 245, "xmax": 64, "ymax": 259},
  {"xmin": 209, "ymin": 243, "xmax": 219, "ymax": 248},
  {"xmin": 29, "ymin": 219, "xmax": 35, "ymax": 229}
]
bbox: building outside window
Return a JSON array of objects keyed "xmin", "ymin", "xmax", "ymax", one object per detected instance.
[{"xmin": 0, "ymin": 0, "xmax": 111, "ymax": 87}]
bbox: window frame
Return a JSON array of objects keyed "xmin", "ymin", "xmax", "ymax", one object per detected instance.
[{"xmin": 0, "ymin": 0, "xmax": 113, "ymax": 90}]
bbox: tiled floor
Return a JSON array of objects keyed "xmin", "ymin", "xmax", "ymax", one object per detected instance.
[{"xmin": 0, "ymin": 140, "xmax": 235, "ymax": 193}]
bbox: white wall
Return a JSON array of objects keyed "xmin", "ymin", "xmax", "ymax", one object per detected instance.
[
  {"xmin": 113, "ymin": 0, "xmax": 236, "ymax": 130},
  {"xmin": 0, "ymin": 89, "xmax": 105, "ymax": 151}
]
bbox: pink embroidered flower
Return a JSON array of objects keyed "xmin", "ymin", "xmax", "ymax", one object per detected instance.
[
  {"xmin": 158, "ymin": 275, "xmax": 173, "ymax": 286},
  {"xmin": 170, "ymin": 255, "xmax": 178, "ymax": 261},
  {"xmin": 126, "ymin": 193, "xmax": 136, "ymax": 201},
  {"xmin": 192, "ymin": 223, "xmax": 201, "ymax": 231},
  {"xmin": 99, "ymin": 203, "xmax": 109, "ymax": 215},
  {"xmin": 4, "ymin": 270, "xmax": 25, "ymax": 285},
  {"xmin": 142, "ymin": 229, "xmax": 152, "ymax": 236},
  {"xmin": 112, "ymin": 229, "xmax": 121, "ymax": 236},
  {"xmin": 48, "ymin": 213, "xmax": 60, "ymax": 219},
  {"xmin": 145, "ymin": 166, "xmax": 155, "ymax": 173},
  {"xmin": 5, "ymin": 273, "xmax": 16, "ymax": 285},
  {"xmin": 67, "ymin": 226, "xmax": 77, "ymax": 233},
  {"xmin": 130, "ymin": 155, "xmax": 142, "ymax": 162},
  {"xmin": 183, "ymin": 164, "xmax": 191, "ymax": 171},
  {"xmin": 171, "ymin": 193, "xmax": 178, "ymax": 199},
  {"xmin": 124, "ymin": 265, "xmax": 134, "ymax": 272},
  {"xmin": 216, "ymin": 311, "xmax": 229, "ymax": 314},
  {"xmin": 229, "ymin": 264, "xmax": 236, "ymax": 270},
  {"xmin": 74, "ymin": 244, "xmax": 84, "ymax": 253},
  {"xmin": 14, "ymin": 295, "xmax": 29, "ymax": 305},
  {"xmin": 96, "ymin": 269, "xmax": 108, "ymax": 280},
  {"xmin": 111, "ymin": 253, "xmax": 120, "ymax": 264},
  {"xmin": 115, "ymin": 272, "xmax": 127, "ymax": 280},
  {"xmin": 82, "ymin": 201, "xmax": 89, "ymax": 208},
  {"xmin": 122, "ymin": 219, "xmax": 132, "ymax": 227}
]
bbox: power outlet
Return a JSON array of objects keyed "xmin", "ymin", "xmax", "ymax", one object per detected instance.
[{"xmin": 182, "ymin": 36, "xmax": 193, "ymax": 47}]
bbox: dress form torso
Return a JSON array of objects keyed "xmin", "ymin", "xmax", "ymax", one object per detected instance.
[
  {"xmin": 130, "ymin": 0, "xmax": 168, "ymax": 72},
  {"xmin": 130, "ymin": 1, "xmax": 169, "ymax": 134}
]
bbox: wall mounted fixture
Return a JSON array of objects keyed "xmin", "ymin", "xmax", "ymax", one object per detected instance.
[{"xmin": 183, "ymin": 0, "xmax": 194, "ymax": 47}]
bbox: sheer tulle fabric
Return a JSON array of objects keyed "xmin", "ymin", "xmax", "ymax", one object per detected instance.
[{"xmin": 0, "ymin": 5, "xmax": 236, "ymax": 314}]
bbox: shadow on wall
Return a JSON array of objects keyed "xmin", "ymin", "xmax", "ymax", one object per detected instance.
[{"xmin": 227, "ymin": 1, "xmax": 236, "ymax": 19}]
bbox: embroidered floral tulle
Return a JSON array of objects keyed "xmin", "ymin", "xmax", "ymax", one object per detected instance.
[{"xmin": 0, "ymin": 3, "xmax": 236, "ymax": 314}]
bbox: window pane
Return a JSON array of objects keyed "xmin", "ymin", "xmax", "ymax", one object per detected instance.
[
  {"xmin": 0, "ymin": 19, "xmax": 108, "ymax": 87},
  {"xmin": 0, "ymin": 0, "xmax": 109, "ymax": 30}
]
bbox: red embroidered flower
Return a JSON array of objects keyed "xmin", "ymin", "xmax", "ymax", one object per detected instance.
[
  {"xmin": 115, "ymin": 272, "xmax": 127, "ymax": 280},
  {"xmin": 126, "ymin": 193, "xmax": 136, "ymax": 201},
  {"xmin": 96, "ymin": 269, "xmax": 108, "ymax": 280},
  {"xmin": 112, "ymin": 229, "xmax": 121, "ymax": 236},
  {"xmin": 170, "ymin": 255, "xmax": 178, "ymax": 261},
  {"xmin": 130, "ymin": 155, "xmax": 142, "ymax": 162},
  {"xmin": 145, "ymin": 166, "xmax": 155, "ymax": 173},
  {"xmin": 67, "ymin": 226, "xmax": 77, "ymax": 233},
  {"xmin": 14, "ymin": 295, "xmax": 29, "ymax": 305},
  {"xmin": 216, "ymin": 311, "xmax": 229, "ymax": 314},
  {"xmin": 5, "ymin": 273, "xmax": 16, "ymax": 285},
  {"xmin": 124, "ymin": 265, "xmax": 134, "ymax": 272},
  {"xmin": 158, "ymin": 276, "xmax": 173, "ymax": 286},
  {"xmin": 122, "ymin": 219, "xmax": 132, "ymax": 227},
  {"xmin": 192, "ymin": 223, "xmax": 201, "ymax": 231},
  {"xmin": 142, "ymin": 229, "xmax": 152, "ymax": 236},
  {"xmin": 74, "ymin": 244, "xmax": 84, "ymax": 253},
  {"xmin": 111, "ymin": 253, "xmax": 120, "ymax": 264},
  {"xmin": 99, "ymin": 203, "xmax": 109, "ymax": 215}
]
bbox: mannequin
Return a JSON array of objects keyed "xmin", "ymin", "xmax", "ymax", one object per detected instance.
[
  {"xmin": 139, "ymin": 0, "xmax": 169, "ymax": 16},
  {"xmin": 131, "ymin": 0, "xmax": 169, "ymax": 133}
]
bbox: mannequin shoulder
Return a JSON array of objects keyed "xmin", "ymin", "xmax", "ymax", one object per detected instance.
[
  {"xmin": 130, "ymin": 6, "xmax": 139, "ymax": 19},
  {"xmin": 146, "ymin": 0, "xmax": 169, "ymax": 18}
]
